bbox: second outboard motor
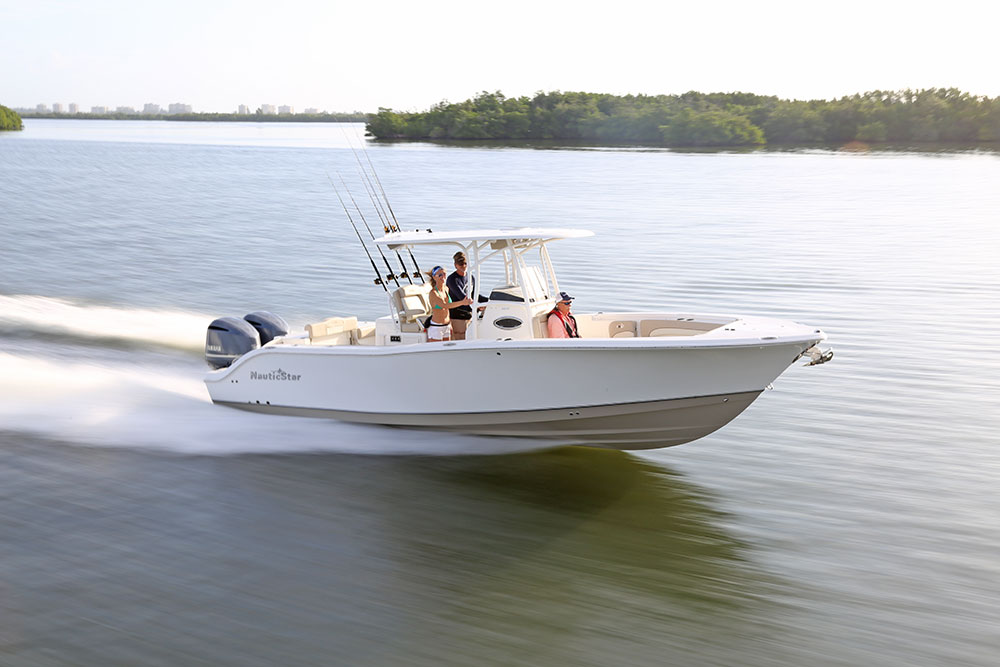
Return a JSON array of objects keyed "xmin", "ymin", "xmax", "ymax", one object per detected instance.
[
  {"xmin": 243, "ymin": 311, "xmax": 289, "ymax": 345},
  {"xmin": 205, "ymin": 317, "xmax": 260, "ymax": 369}
]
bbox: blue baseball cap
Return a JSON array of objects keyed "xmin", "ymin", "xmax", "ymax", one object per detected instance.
[{"xmin": 559, "ymin": 291, "xmax": 574, "ymax": 302}]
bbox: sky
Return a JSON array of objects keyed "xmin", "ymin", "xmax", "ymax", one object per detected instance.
[{"xmin": 3, "ymin": 0, "xmax": 999, "ymax": 113}]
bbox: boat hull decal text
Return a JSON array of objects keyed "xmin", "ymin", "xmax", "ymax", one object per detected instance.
[{"xmin": 249, "ymin": 369, "xmax": 301, "ymax": 381}]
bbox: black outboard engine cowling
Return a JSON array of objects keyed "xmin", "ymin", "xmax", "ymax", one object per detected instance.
[
  {"xmin": 243, "ymin": 311, "xmax": 289, "ymax": 345},
  {"xmin": 205, "ymin": 317, "xmax": 260, "ymax": 369}
]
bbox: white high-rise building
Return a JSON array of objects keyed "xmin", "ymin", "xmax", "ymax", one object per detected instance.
[
  {"xmin": 304, "ymin": 108, "xmax": 319, "ymax": 114},
  {"xmin": 36, "ymin": 103, "xmax": 49, "ymax": 113},
  {"xmin": 278, "ymin": 105, "xmax": 294, "ymax": 115},
  {"xmin": 68, "ymin": 103, "xmax": 79, "ymax": 114},
  {"xmin": 260, "ymin": 104, "xmax": 277, "ymax": 115},
  {"xmin": 116, "ymin": 106, "xmax": 136, "ymax": 114},
  {"xmin": 238, "ymin": 104, "xmax": 249, "ymax": 114},
  {"xmin": 167, "ymin": 103, "xmax": 192, "ymax": 114},
  {"xmin": 143, "ymin": 103, "xmax": 161, "ymax": 114},
  {"xmin": 52, "ymin": 103, "xmax": 64, "ymax": 113},
  {"xmin": 91, "ymin": 106, "xmax": 108, "ymax": 114}
]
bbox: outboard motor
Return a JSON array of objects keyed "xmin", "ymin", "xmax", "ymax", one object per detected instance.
[
  {"xmin": 205, "ymin": 316, "xmax": 260, "ymax": 369},
  {"xmin": 243, "ymin": 311, "xmax": 289, "ymax": 345}
]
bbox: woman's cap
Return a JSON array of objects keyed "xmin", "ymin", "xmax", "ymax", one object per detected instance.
[
  {"xmin": 559, "ymin": 291, "xmax": 574, "ymax": 302},
  {"xmin": 431, "ymin": 265, "xmax": 445, "ymax": 276}
]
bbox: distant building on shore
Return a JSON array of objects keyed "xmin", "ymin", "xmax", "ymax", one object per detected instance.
[
  {"xmin": 116, "ymin": 106, "xmax": 136, "ymax": 114},
  {"xmin": 69, "ymin": 103, "xmax": 79, "ymax": 114},
  {"xmin": 52, "ymin": 103, "xmax": 64, "ymax": 113},
  {"xmin": 167, "ymin": 103, "xmax": 192, "ymax": 114},
  {"xmin": 91, "ymin": 106, "xmax": 107, "ymax": 114},
  {"xmin": 260, "ymin": 104, "xmax": 277, "ymax": 115},
  {"xmin": 36, "ymin": 104, "xmax": 49, "ymax": 113},
  {"xmin": 304, "ymin": 108, "xmax": 319, "ymax": 114},
  {"xmin": 238, "ymin": 104, "xmax": 249, "ymax": 114},
  {"xmin": 143, "ymin": 103, "xmax": 161, "ymax": 114},
  {"xmin": 278, "ymin": 105, "xmax": 294, "ymax": 115}
]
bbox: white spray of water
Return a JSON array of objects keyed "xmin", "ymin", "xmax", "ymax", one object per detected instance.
[
  {"xmin": 0, "ymin": 294, "xmax": 565, "ymax": 456},
  {"xmin": 0, "ymin": 352, "xmax": 558, "ymax": 456},
  {"xmin": 0, "ymin": 294, "xmax": 209, "ymax": 351}
]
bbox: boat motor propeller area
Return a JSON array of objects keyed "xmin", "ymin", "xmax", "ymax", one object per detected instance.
[{"xmin": 205, "ymin": 311, "xmax": 288, "ymax": 369}]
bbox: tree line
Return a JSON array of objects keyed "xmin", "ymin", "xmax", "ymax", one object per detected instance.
[
  {"xmin": 0, "ymin": 104, "xmax": 23, "ymax": 131},
  {"xmin": 366, "ymin": 89, "xmax": 1000, "ymax": 146}
]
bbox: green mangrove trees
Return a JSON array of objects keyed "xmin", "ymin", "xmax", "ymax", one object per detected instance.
[
  {"xmin": 0, "ymin": 104, "xmax": 23, "ymax": 131},
  {"xmin": 367, "ymin": 89, "xmax": 1000, "ymax": 147}
]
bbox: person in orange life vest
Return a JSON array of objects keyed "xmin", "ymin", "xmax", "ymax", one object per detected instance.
[{"xmin": 547, "ymin": 291, "xmax": 580, "ymax": 338}]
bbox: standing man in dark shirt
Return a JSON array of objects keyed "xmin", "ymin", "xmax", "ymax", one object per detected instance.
[{"xmin": 446, "ymin": 251, "xmax": 475, "ymax": 340}]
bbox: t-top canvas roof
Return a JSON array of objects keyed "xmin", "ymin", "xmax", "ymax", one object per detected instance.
[{"xmin": 374, "ymin": 227, "xmax": 594, "ymax": 250}]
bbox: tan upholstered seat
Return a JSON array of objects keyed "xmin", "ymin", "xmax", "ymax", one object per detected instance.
[
  {"xmin": 529, "ymin": 309, "xmax": 550, "ymax": 338},
  {"xmin": 352, "ymin": 323, "xmax": 377, "ymax": 345},
  {"xmin": 400, "ymin": 294, "xmax": 425, "ymax": 318},
  {"xmin": 392, "ymin": 284, "xmax": 432, "ymax": 332},
  {"xmin": 608, "ymin": 320, "xmax": 637, "ymax": 338},
  {"xmin": 639, "ymin": 319, "xmax": 720, "ymax": 337},
  {"xmin": 305, "ymin": 316, "xmax": 358, "ymax": 345}
]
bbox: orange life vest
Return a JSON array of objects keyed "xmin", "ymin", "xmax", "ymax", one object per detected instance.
[{"xmin": 548, "ymin": 309, "xmax": 579, "ymax": 338}]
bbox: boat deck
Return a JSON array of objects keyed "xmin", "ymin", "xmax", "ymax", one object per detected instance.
[{"xmin": 265, "ymin": 311, "xmax": 771, "ymax": 349}]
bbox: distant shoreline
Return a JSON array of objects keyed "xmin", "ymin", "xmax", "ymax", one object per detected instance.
[
  {"xmin": 367, "ymin": 89, "xmax": 1000, "ymax": 148},
  {"xmin": 18, "ymin": 112, "xmax": 368, "ymax": 123}
]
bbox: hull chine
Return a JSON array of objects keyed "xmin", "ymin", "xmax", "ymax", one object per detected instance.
[{"xmin": 212, "ymin": 391, "xmax": 762, "ymax": 451}]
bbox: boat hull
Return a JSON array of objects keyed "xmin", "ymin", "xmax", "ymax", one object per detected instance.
[
  {"xmin": 215, "ymin": 390, "xmax": 762, "ymax": 450},
  {"xmin": 205, "ymin": 336, "xmax": 818, "ymax": 450}
]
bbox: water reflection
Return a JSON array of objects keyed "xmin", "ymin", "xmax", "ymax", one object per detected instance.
[{"xmin": 1, "ymin": 440, "xmax": 790, "ymax": 665}]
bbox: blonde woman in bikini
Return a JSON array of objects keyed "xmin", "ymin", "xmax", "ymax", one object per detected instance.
[{"xmin": 427, "ymin": 265, "xmax": 472, "ymax": 341}]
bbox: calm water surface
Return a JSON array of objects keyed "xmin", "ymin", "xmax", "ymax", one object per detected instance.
[{"xmin": 1, "ymin": 120, "xmax": 998, "ymax": 666}]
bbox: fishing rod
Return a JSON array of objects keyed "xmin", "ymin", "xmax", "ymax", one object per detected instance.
[
  {"xmin": 361, "ymin": 148, "xmax": 427, "ymax": 283},
  {"xmin": 356, "ymin": 161, "xmax": 395, "ymax": 234},
  {"xmin": 341, "ymin": 128, "xmax": 395, "ymax": 237},
  {"xmin": 342, "ymin": 128, "xmax": 394, "ymax": 232},
  {"xmin": 353, "ymin": 166, "xmax": 412, "ymax": 283},
  {"xmin": 326, "ymin": 173, "xmax": 393, "ymax": 291},
  {"xmin": 337, "ymin": 173, "xmax": 411, "ymax": 285},
  {"xmin": 361, "ymin": 145, "xmax": 400, "ymax": 231},
  {"xmin": 344, "ymin": 130, "xmax": 426, "ymax": 283}
]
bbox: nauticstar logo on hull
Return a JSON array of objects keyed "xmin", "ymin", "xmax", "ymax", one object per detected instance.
[{"xmin": 249, "ymin": 368, "xmax": 301, "ymax": 381}]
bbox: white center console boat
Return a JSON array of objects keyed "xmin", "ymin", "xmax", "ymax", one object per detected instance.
[{"xmin": 204, "ymin": 228, "xmax": 832, "ymax": 450}]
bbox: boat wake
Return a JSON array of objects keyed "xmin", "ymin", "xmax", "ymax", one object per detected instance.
[
  {"xmin": 0, "ymin": 293, "xmax": 210, "ymax": 353},
  {"xmin": 0, "ymin": 294, "xmax": 559, "ymax": 456},
  {"xmin": 0, "ymin": 352, "xmax": 556, "ymax": 456}
]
